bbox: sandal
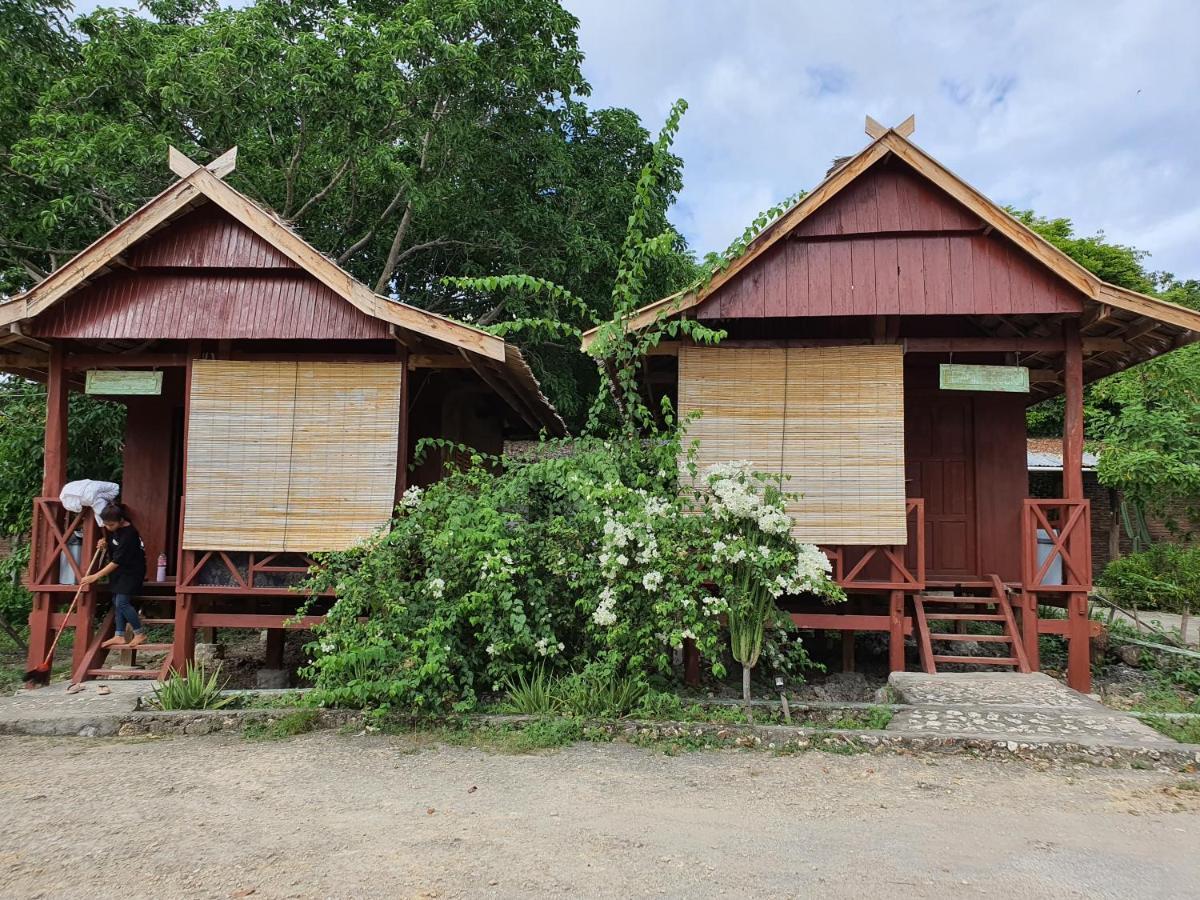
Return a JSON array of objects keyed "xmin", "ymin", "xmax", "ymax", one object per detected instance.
[
  {"xmin": 65, "ymin": 683, "xmax": 85, "ymax": 694},
  {"xmin": 96, "ymin": 685, "xmax": 111, "ymax": 696}
]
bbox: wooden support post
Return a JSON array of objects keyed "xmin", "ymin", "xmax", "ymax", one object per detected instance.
[
  {"xmin": 1066, "ymin": 591, "xmax": 1091, "ymax": 693},
  {"xmin": 264, "ymin": 628, "xmax": 285, "ymax": 669},
  {"xmin": 394, "ymin": 347, "xmax": 410, "ymax": 503},
  {"xmin": 171, "ymin": 593, "xmax": 196, "ymax": 673},
  {"xmin": 1063, "ymin": 319, "xmax": 1085, "ymax": 501},
  {"xmin": 841, "ymin": 631, "xmax": 856, "ymax": 673},
  {"xmin": 43, "ymin": 343, "xmax": 68, "ymax": 497},
  {"xmin": 70, "ymin": 589, "xmax": 97, "ymax": 676},
  {"xmin": 25, "ymin": 593, "xmax": 53, "ymax": 683},
  {"xmin": 683, "ymin": 638, "xmax": 700, "ymax": 687},
  {"xmin": 888, "ymin": 591, "xmax": 905, "ymax": 672},
  {"xmin": 1021, "ymin": 591, "xmax": 1040, "ymax": 671}
]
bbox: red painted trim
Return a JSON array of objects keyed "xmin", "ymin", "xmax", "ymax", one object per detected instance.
[{"xmin": 1063, "ymin": 319, "xmax": 1085, "ymax": 499}]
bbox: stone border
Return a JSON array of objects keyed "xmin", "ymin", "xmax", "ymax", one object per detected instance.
[{"xmin": 3, "ymin": 706, "xmax": 1198, "ymax": 771}]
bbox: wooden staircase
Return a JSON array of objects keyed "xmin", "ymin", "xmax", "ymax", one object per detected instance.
[
  {"xmin": 913, "ymin": 575, "xmax": 1031, "ymax": 674},
  {"xmin": 71, "ymin": 596, "xmax": 176, "ymax": 683}
]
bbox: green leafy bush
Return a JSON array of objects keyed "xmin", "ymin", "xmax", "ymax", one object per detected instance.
[
  {"xmin": 302, "ymin": 435, "xmax": 841, "ymax": 713},
  {"xmin": 1101, "ymin": 544, "xmax": 1200, "ymax": 614},
  {"xmin": 148, "ymin": 662, "xmax": 232, "ymax": 711}
]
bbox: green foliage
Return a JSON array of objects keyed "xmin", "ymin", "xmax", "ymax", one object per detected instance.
[
  {"xmin": 498, "ymin": 667, "xmax": 560, "ymax": 715},
  {"xmin": 302, "ymin": 104, "xmax": 839, "ymax": 716},
  {"xmin": 1100, "ymin": 544, "xmax": 1200, "ymax": 614},
  {"xmin": 242, "ymin": 709, "xmax": 320, "ymax": 740},
  {"xmin": 148, "ymin": 661, "xmax": 233, "ymax": 710},
  {"xmin": 1, "ymin": 0, "xmax": 695, "ymax": 424},
  {"xmin": 498, "ymin": 668, "xmax": 649, "ymax": 718},
  {"xmin": 1141, "ymin": 715, "xmax": 1200, "ymax": 744}
]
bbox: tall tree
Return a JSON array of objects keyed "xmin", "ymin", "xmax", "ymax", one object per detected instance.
[
  {"xmin": 1015, "ymin": 211, "xmax": 1200, "ymax": 529},
  {"xmin": 2, "ymin": 0, "xmax": 694, "ymax": 421}
]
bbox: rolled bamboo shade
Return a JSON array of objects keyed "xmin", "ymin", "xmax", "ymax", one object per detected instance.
[
  {"xmin": 678, "ymin": 344, "xmax": 907, "ymax": 545},
  {"xmin": 183, "ymin": 360, "xmax": 402, "ymax": 552}
]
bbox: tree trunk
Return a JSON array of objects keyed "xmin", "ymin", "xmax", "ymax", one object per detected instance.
[{"xmin": 742, "ymin": 663, "xmax": 753, "ymax": 724}]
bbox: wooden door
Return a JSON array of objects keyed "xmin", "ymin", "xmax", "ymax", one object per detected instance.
[{"xmin": 905, "ymin": 393, "xmax": 977, "ymax": 579}]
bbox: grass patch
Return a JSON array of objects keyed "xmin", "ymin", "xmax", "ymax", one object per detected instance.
[
  {"xmin": 1142, "ymin": 716, "xmax": 1200, "ymax": 744},
  {"xmin": 228, "ymin": 691, "xmax": 307, "ymax": 710},
  {"xmin": 814, "ymin": 706, "xmax": 894, "ymax": 731},
  {"xmin": 0, "ymin": 646, "xmax": 24, "ymax": 694},
  {"xmin": 242, "ymin": 709, "xmax": 320, "ymax": 741}
]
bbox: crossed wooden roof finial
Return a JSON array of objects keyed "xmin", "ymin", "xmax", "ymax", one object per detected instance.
[
  {"xmin": 168, "ymin": 145, "xmax": 238, "ymax": 180},
  {"xmin": 865, "ymin": 115, "xmax": 915, "ymax": 140}
]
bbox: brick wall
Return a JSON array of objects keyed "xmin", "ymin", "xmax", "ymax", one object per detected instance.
[{"xmin": 1029, "ymin": 470, "xmax": 1196, "ymax": 577}]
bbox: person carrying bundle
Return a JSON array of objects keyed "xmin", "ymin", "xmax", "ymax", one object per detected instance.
[{"xmin": 81, "ymin": 503, "xmax": 148, "ymax": 648}]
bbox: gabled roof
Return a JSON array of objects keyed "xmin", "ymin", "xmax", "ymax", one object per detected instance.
[
  {"xmin": 0, "ymin": 148, "xmax": 566, "ymax": 435},
  {"xmin": 580, "ymin": 126, "xmax": 1200, "ymax": 378},
  {"xmin": 1, "ymin": 148, "xmax": 506, "ymax": 362}
]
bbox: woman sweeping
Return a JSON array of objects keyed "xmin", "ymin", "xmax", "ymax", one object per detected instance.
[{"xmin": 82, "ymin": 503, "xmax": 148, "ymax": 648}]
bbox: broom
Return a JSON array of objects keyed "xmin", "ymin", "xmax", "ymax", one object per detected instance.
[{"xmin": 24, "ymin": 546, "xmax": 105, "ymax": 686}]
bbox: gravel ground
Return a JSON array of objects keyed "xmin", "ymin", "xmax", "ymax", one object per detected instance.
[{"xmin": 2, "ymin": 732, "xmax": 1199, "ymax": 899}]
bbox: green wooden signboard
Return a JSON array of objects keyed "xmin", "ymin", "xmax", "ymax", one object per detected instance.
[
  {"xmin": 939, "ymin": 363, "xmax": 1029, "ymax": 393},
  {"xmin": 85, "ymin": 370, "xmax": 163, "ymax": 396}
]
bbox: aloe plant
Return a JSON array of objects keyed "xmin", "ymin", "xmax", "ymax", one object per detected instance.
[{"xmin": 148, "ymin": 662, "xmax": 233, "ymax": 711}]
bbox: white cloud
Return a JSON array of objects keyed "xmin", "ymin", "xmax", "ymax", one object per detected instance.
[{"xmin": 567, "ymin": 0, "xmax": 1200, "ymax": 277}]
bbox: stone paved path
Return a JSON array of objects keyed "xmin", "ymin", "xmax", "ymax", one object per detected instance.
[
  {"xmin": 0, "ymin": 680, "xmax": 153, "ymax": 735},
  {"xmin": 887, "ymin": 672, "xmax": 1175, "ymax": 748}
]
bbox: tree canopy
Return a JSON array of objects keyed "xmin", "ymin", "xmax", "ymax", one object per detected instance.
[{"xmin": 1, "ymin": 0, "xmax": 695, "ymax": 422}]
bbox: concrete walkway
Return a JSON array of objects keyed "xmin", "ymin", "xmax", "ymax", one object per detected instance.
[
  {"xmin": 888, "ymin": 672, "xmax": 1177, "ymax": 749},
  {"xmin": 1106, "ymin": 608, "xmax": 1196, "ymax": 646},
  {"xmin": 0, "ymin": 680, "xmax": 155, "ymax": 736}
]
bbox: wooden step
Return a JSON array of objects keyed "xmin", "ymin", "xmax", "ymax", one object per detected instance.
[
  {"xmin": 111, "ymin": 643, "xmax": 172, "ymax": 653},
  {"xmin": 140, "ymin": 618, "xmax": 176, "ymax": 626},
  {"xmin": 931, "ymin": 658, "xmax": 1019, "ymax": 667},
  {"xmin": 928, "ymin": 633, "xmax": 1012, "ymax": 643},
  {"xmin": 924, "ymin": 613, "xmax": 1005, "ymax": 622},
  {"xmin": 86, "ymin": 668, "xmax": 160, "ymax": 679},
  {"xmin": 916, "ymin": 600, "xmax": 993, "ymax": 607}
]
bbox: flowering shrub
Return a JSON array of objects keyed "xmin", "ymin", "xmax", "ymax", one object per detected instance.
[{"xmin": 302, "ymin": 440, "xmax": 843, "ymax": 714}]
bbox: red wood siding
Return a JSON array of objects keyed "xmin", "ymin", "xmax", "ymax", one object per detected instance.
[
  {"xmin": 30, "ymin": 270, "xmax": 391, "ymax": 340},
  {"xmin": 697, "ymin": 161, "xmax": 1086, "ymax": 319},
  {"xmin": 795, "ymin": 165, "xmax": 983, "ymax": 237},
  {"xmin": 128, "ymin": 206, "xmax": 298, "ymax": 269}
]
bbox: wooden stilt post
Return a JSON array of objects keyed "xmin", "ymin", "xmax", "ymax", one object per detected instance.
[
  {"xmin": 26, "ymin": 344, "xmax": 71, "ymax": 681},
  {"xmin": 264, "ymin": 628, "xmax": 285, "ymax": 669},
  {"xmin": 171, "ymin": 342, "xmax": 198, "ymax": 674},
  {"xmin": 1067, "ymin": 592, "xmax": 1091, "ymax": 693},
  {"xmin": 43, "ymin": 343, "xmax": 68, "ymax": 497},
  {"xmin": 1062, "ymin": 320, "xmax": 1090, "ymax": 692},
  {"xmin": 888, "ymin": 590, "xmax": 905, "ymax": 672},
  {"xmin": 1021, "ymin": 591, "xmax": 1040, "ymax": 671},
  {"xmin": 394, "ymin": 346, "xmax": 410, "ymax": 504},
  {"xmin": 841, "ymin": 631, "xmax": 856, "ymax": 672},
  {"xmin": 1063, "ymin": 320, "xmax": 1084, "ymax": 502}
]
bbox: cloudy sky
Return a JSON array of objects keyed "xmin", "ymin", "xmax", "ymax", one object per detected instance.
[
  {"xmin": 70, "ymin": 1, "xmax": 1199, "ymax": 278},
  {"xmin": 567, "ymin": 0, "xmax": 1199, "ymax": 279}
]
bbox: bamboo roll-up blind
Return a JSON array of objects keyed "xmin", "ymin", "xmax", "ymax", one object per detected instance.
[
  {"xmin": 678, "ymin": 344, "xmax": 907, "ymax": 545},
  {"xmin": 183, "ymin": 360, "xmax": 403, "ymax": 552}
]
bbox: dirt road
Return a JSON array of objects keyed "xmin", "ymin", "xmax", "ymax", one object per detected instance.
[{"xmin": 2, "ymin": 732, "xmax": 1198, "ymax": 898}]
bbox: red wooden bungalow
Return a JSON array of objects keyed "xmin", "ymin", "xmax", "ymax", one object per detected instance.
[
  {"xmin": 583, "ymin": 117, "xmax": 1200, "ymax": 692},
  {"xmin": 2, "ymin": 148, "xmax": 563, "ymax": 685}
]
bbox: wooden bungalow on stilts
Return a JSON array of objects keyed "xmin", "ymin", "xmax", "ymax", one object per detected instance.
[
  {"xmin": 2, "ymin": 148, "xmax": 563, "ymax": 686},
  {"xmin": 583, "ymin": 116, "xmax": 1200, "ymax": 693}
]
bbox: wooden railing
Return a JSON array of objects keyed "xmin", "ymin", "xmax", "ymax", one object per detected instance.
[
  {"xmin": 1021, "ymin": 499, "xmax": 1092, "ymax": 592},
  {"xmin": 29, "ymin": 497, "xmax": 98, "ymax": 591},
  {"xmin": 822, "ymin": 498, "xmax": 925, "ymax": 591},
  {"xmin": 176, "ymin": 549, "xmax": 332, "ymax": 595}
]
